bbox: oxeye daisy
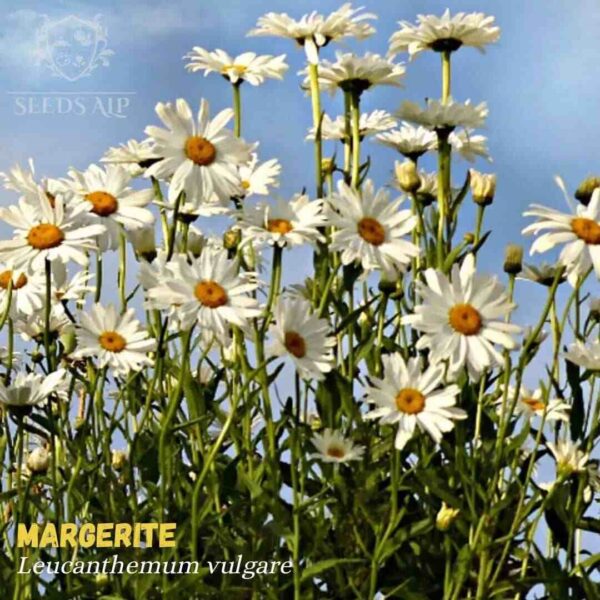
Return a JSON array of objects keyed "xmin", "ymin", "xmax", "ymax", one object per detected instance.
[
  {"xmin": 15, "ymin": 306, "xmax": 73, "ymax": 343},
  {"xmin": 564, "ymin": 340, "xmax": 600, "ymax": 371},
  {"xmin": 50, "ymin": 261, "xmax": 94, "ymax": 309},
  {"xmin": 397, "ymin": 98, "xmax": 488, "ymax": 132},
  {"xmin": 237, "ymin": 154, "xmax": 281, "ymax": 198},
  {"xmin": 402, "ymin": 254, "xmax": 521, "ymax": 380},
  {"xmin": 248, "ymin": 4, "xmax": 376, "ymax": 65},
  {"xmin": 307, "ymin": 110, "xmax": 396, "ymax": 142},
  {"xmin": 326, "ymin": 179, "xmax": 419, "ymax": 277},
  {"xmin": 144, "ymin": 98, "xmax": 253, "ymax": 214},
  {"xmin": 75, "ymin": 304, "xmax": 156, "ymax": 376},
  {"xmin": 237, "ymin": 194, "xmax": 326, "ymax": 248},
  {"xmin": 101, "ymin": 139, "xmax": 160, "ymax": 176},
  {"xmin": 364, "ymin": 354, "xmax": 466, "ymax": 451},
  {"xmin": 184, "ymin": 48, "xmax": 288, "ymax": 86},
  {"xmin": 147, "ymin": 249, "xmax": 261, "ymax": 342},
  {"xmin": 62, "ymin": 164, "xmax": 155, "ymax": 251},
  {"xmin": 518, "ymin": 262, "xmax": 567, "ymax": 287},
  {"xmin": 310, "ymin": 429, "xmax": 364, "ymax": 463},
  {"xmin": 523, "ymin": 189, "xmax": 600, "ymax": 285},
  {"xmin": 499, "ymin": 385, "xmax": 570, "ymax": 423},
  {"xmin": 268, "ymin": 296, "xmax": 335, "ymax": 381},
  {"xmin": 0, "ymin": 192, "xmax": 105, "ymax": 269},
  {"xmin": 0, "ymin": 265, "xmax": 45, "ymax": 317},
  {"xmin": 548, "ymin": 440, "xmax": 589, "ymax": 477},
  {"xmin": 388, "ymin": 10, "xmax": 500, "ymax": 59},
  {"xmin": 0, "ymin": 369, "xmax": 67, "ymax": 415},
  {"xmin": 448, "ymin": 130, "xmax": 490, "ymax": 162},
  {"xmin": 375, "ymin": 123, "xmax": 437, "ymax": 160},
  {"xmin": 304, "ymin": 52, "xmax": 405, "ymax": 95},
  {"xmin": 1, "ymin": 160, "xmax": 64, "ymax": 209}
]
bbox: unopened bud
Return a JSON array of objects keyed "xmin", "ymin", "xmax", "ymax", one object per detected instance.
[
  {"xmin": 503, "ymin": 244, "xmax": 523, "ymax": 275},
  {"xmin": 223, "ymin": 228, "xmax": 241, "ymax": 250},
  {"xmin": 59, "ymin": 327, "xmax": 77, "ymax": 355},
  {"xmin": 128, "ymin": 226, "xmax": 157, "ymax": 262},
  {"xmin": 470, "ymin": 170, "xmax": 496, "ymax": 206},
  {"xmin": 187, "ymin": 227, "xmax": 204, "ymax": 258},
  {"xmin": 111, "ymin": 449, "xmax": 127, "ymax": 471},
  {"xmin": 395, "ymin": 160, "xmax": 421, "ymax": 194},
  {"xmin": 463, "ymin": 232, "xmax": 475, "ymax": 245},
  {"xmin": 575, "ymin": 176, "xmax": 600, "ymax": 206},
  {"xmin": 590, "ymin": 298, "xmax": 600, "ymax": 322},
  {"xmin": 321, "ymin": 157, "xmax": 336, "ymax": 176},
  {"xmin": 26, "ymin": 447, "xmax": 49, "ymax": 474},
  {"xmin": 436, "ymin": 502, "xmax": 460, "ymax": 531}
]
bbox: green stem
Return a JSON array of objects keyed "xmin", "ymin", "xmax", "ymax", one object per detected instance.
[
  {"xmin": 308, "ymin": 63, "xmax": 323, "ymax": 198},
  {"xmin": 350, "ymin": 91, "xmax": 362, "ymax": 189},
  {"xmin": 442, "ymin": 50, "xmax": 451, "ymax": 103},
  {"xmin": 118, "ymin": 232, "xmax": 127, "ymax": 312},
  {"xmin": 232, "ymin": 82, "xmax": 242, "ymax": 138}
]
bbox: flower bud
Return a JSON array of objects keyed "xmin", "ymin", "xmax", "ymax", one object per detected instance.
[
  {"xmin": 128, "ymin": 226, "xmax": 157, "ymax": 262},
  {"xmin": 575, "ymin": 176, "xmax": 600, "ymax": 206},
  {"xmin": 436, "ymin": 502, "xmax": 460, "ymax": 531},
  {"xmin": 59, "ymin": 327, "xmax": 77, "ymax": 355},
  {"xmin": 111, "ymin": 449, "xmax": 127, "ymax": 471},
  {"xmin": 470, "ymin": 170, "xmax": 496, "ymax": 206},
  {"xmin": 321, "ymin": 157, "xmax": 336, "ymax": 176},
  {"xmin": 395, "ymin": 160, "xmax": 421, "ymax": 194},
  {"xmin": 223, "ymin": 228, "xmax": 241, "ymax": 250},
  {"xmin": 26, "ymin": 447, "xmax": 49, "ymax": 474},
  {"xmin": 589, "ymin": 298, "xmax": 600, "ymax": 322},
  {"xmin": 503, "ymin": 244, "xmax": 523, "ymax": 275},
  {"xmin": 187, "ymin": 227, "xmax": 204, "ymax": 258}
]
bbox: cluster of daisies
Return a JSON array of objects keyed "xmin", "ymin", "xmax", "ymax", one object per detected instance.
[{"xmin": 0, "ymin": 4, "xmax": 597, "ymax": 474}]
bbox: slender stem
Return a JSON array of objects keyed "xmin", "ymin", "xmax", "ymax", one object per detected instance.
[
  {"xmin": 436, "ymin": 130, "xmax": 451, "ymax": 268},
  {"xmin": 232, "ymin": 82, "xmax": 242, "ymax": 138},
  {"xmin": 44, "ymin": 258, "xmax": 53, "ymax": 371},
  {"xmin": 95, "ymin": 251, "xmax": 103, "ymax": 303},
  {"xmin": 119, "ymin": 232, "xmax": 127, "ymax": 312},
  {"xmin": 442, "ymin": 50, "xmax": 451, "ymax": 103},
  {"xmin": 308, "ymin": 63, "xmax": 323, "ymax": 198},
  {"xmin": 350, "ymin": 91, "xmax": 362, "ymax": 189}
]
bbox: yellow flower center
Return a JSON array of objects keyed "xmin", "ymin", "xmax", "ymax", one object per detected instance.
[
  {"xmin": 571, "ymin": 217, "xmax": 600, "ymax": 245},
  {"xmin": 284, "ymin": 331, "xmax": 306, "ymax": 358},
  {"xmin": 448, "ymin": 303, "xmax": 483, "ymax": 336},
  {"xmin": 241, "ymin": 180, "xmax": 251, "ymax": 190},
  {"xmin": 85, "ymin": 191, "xmax": 119, "ymax": 217},
  {"xmin": 98, "ymin": 331, "xmax": 126, "ymax": 352},
  {"xmin": 222, "ymin": 64, "xmax": 248, "ymax": 76},
  {"xmin": 27, "ymin": 224, "xmax": 64, "ymax": 250},
  {"xmin": 0, "ymin": 270, "xmax": 27, "ymax": 290},
  {"xmin": 357, "ymin": 217, "xmax": 385, "ymax": 246},
  {"xmin": 267, "ymin": 218, "xmax": 294, "ymax": 235},
  {"xmin": 185, "ymin": 136, "xmax": 217, "ymax": 166},
  {"xmin": 326, "ymin": 445, "xmax": 346, "ymax": 459},
  {"xmin": 522, "ymin": 397, "xmax": 545, "ymax": 411},
  {"xmin": 395, "ymin": 388, "xmax": 425, "ymax": 414},
  {"xmin": 194, "ymin": 280, "xmax": 228, "ymax": 308}
]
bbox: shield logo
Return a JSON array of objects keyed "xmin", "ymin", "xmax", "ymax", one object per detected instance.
[{"xmin": 37, "ymin": 15, "xmax": 114, "ymax": 82}]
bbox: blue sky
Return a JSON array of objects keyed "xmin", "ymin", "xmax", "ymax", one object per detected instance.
[{"xmin": 0, "ymin": 0, "xmax": 598, "ymax": 328}]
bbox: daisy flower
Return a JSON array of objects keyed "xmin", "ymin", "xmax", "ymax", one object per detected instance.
[
  {"xmin": 101, "ymin": 139, "xmax": 159, "ymax": 176},
  {"xmin": 144, "ymin": 99, "xmax": 253, "ymax": 214},
  {"xmin": 127, "ymin": 224, "xmax": 157, "ymax": 262},
  {"xmin": 307, "ymin": 110, "xmax": 396, "ymax": 142},
  {"xmin": 523, "ymin": 189, "xmax": 600, "ymax": 285},
  {"xmin": 15, "ymin": 306, "xmax": 73, "ymax": 343},
  {"xmin": 1, "ymin": 160, "xmax": 64, "ymax": 209},
  {"xmin": 402, "ymin": 254, "xmax": 521, "ymax": 380},
  {"xmin": 237, "ymin": 194, "xmax": 326, "ymax": 248},
  {"xmin": 0, "ymin": 369, "xmax": 66, "ymax": 412},
  {"xmin": 397, "ymin": 98, "xmax": 488, "ymax": 131},
  {"xmin": 310, "ymin": 429, "xmax": 364, "ymax": 463},
  {"xmin": 0, "ymin": 192, "xmax": 104, "ymax": 269},
  {"xmin": 364, "ymin": 354, "xmax": 466, "ymax": 450},
  {"xmin": 51, "ymin": 261, "xmax": 94, "ymax": 308},
  {"xmin": 0, "ymin": 265, "xmax": 45, "ymax": 317},
  {"xmin": 375, "ymin": 123, "xmax": 437, "ymax": 160},
  {"xmin": 248, "ymin": 4, "xmax": 376, "ymax": 65},
  {"xmin": 499, "ymin": 385, "xmax": 570, "ymax": 423},
  {"xmin": 147, "ymin": 249, "xmax": 260, "ymax": 341},
  {"xmin": 389, "ymin": 10, "xmax": 500, "ymax": 59},
  {"xmin": 518, "ymin": 262, "xmax": 566, "ymax": 287},
  {"xmin": 75, "ymin": 304, "xmax": 156, "ymax": 376},
  {"xmin": 62, "ymin": 164, "xmax": 155, "ymax": 251},
  {"xmin": 237, "ymin": 154, "xmax": 281, "ymax": 197},
  {"xmin": 326, "ymin": 179, "xmax": 419, "ymax": 277},
  {"xmin": 184, "ymin": 48, "xmax": 288, "ymax": 85},
  {"xmin": 564, "ymin": 340, "xmax": 600, "ymax": 371},
  {"xmin": 268, "ymin": 296, "xmax": 335, "ymax": 381},
  {"xmin": 304, "ymin": 52, "xmax": 405, "ymax": 95},
  {"xmin": 548, "ymin": 440, "xmax": 589, "ymax": 477},
  {"xmin": 448, "ymin": 130, "xmax": 490, "ymax": 162}
]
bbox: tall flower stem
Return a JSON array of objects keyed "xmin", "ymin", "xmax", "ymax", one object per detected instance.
[
  {"xmin": 441, "ymin": 50, "xmax": 451, "ymax": 103},
  {"xmin": 44, "ymin": 259, "xmax": 53, "ymax": 371},
  {"xmin": 436, "ymin": 129, "xmax": 452, "ymax": 268},
  {"xmin": 308, "ymin": 63, "xmax": 323, "ymax": 198},
  {"xmin": 119, "ymin": 232, "xmax": 127, "ymax": 312},
  {"xmin": 350, "ymin": 91, "xmax": 362, "ymax": 189},
  {"xmin": 95, "ymin": 251, "xmax": 103, "ymax": 303},
  {"xmin": 232, "ymin": 82, "xmax": 242, "ymax": 138}
]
